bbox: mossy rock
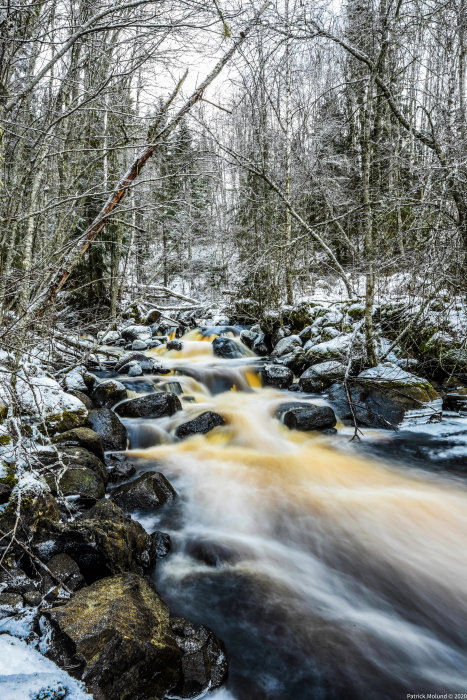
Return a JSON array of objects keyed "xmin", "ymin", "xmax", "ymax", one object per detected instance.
[
  {"xmin": 36, "ymin": 500, "xmax": 156, "ymax": 583},
  {"xmin": 329, "ymin": 375, "xmax": 441, "ymax": 429},
  {"xmin": 346, "ymin": 304, "xmax": 365, "ymax": 320},
  {"xmin": 0, "ymin": 481, "xmax": 60, "ymax": 534},
  {"xmin": 52, "ymin": 427, "xmax": 105, "ymax": 461},
  {"xmin": 38, "ymin": 446, "xmax": 108, "ymax": 486},
  {"xmin": 45, "ymin": 572, "xmax": 181, "ymax": 700},
  {"xmin": 44, "ymin": 465, "xmax": 105, "ymax": 504},
  {"xmin": 288, "ymin": 302, "xmax": 314, "ymax": 330},
  {"xmin": 44, "ymin": 407, "xmax": 88, "ymax": 434}
]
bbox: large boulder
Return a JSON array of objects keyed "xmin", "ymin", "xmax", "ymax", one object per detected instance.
[
  {"xmin": 87, "ymin": 408, "xmax": 127, "ymax": 451},
  {"xmin": 212, "ymin": 336, "xmax": 247, "ymax": 359},
  {"xmin": 92, "ymin": 379, "xmax": 127, "ymax": 408},
  {"xmin": 116, "ymin": 392, "xmax": 181, "ymax": 419},
  {"xmin": 329, "ymin": 362, "xmax": 442, "ymax": 429},
  {"xmin": 45, "ymin": 573, "xmax": 227, "ymax": 700},
  {"xmin": 36, "ymin": 500, "xmax": 156, "ymax": 582},
  {"xmin": 52, "ymin": 427, "xmax": 105, "ymax": 461},
  {"xmin": 45, "ymin": 573, "xmax": 182, "ymax": 700},
  {"xmin": 175, "ymin": 411, "xmax": 225, "ymax": 440},
  {"xmin": 261, "ymin": 364, "xmax": 293, "ymax": 389},
  {"xmin": 298, "ymin": 361, "xmax": 347, "ymax": 393},
  {"xmin": 283, "ymin": 405, "xmax": 337, "ymax": 432},
  {"xmin": 271, "ymin": 335, "xmax": 302, "ymax": 357},
  {"xmin": 112, "ymin": 472, "xmax": 176, "ymax": 512},
  {"xmin": 304, "ymin": 334, "xmax": 356, "ymax": 365}
]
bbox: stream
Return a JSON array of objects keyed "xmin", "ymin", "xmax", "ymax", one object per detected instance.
[{"xmin": 109, "ymin": 328, "xmax": 467, "ymax": 700}]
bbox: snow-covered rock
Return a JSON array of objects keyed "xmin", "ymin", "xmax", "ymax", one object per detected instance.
[
  {"xmin": 10, "ymin": 375, "xmax": 88, "ymax": 433},
  {"xmin": 0, "ymin": 634, "xmax": 92, "ymax": 700},
  {"xmin": 299, "ymin": 361, "xmax": 346, "ymax": 392},
  {"xmin": 329, "ymin": 362, "xmax": 442, "ymax": 429},
  {"xmin": 121, "ymin": 325, "xmax": 152, "ymax": 342},
  {"xmin": 305, "ymin": 334, "xmax": 360, "ymax": 364},
  {"xmin": 101, "ymin": 330, "xmax": 120, "ymax": 344},
  {"xmin": 271, "ymin": 335, "xmax": 302, "ymax": 357},
  {"xmin": 63, "ymin": 369, "xmax": 87, "ymax": 393}
]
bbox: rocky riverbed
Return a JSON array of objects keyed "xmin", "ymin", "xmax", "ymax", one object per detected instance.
[{"xmin": 0, "ymin": 296, "xmax": 466, "ymax": 698}]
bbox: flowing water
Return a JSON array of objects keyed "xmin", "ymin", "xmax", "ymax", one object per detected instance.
[{"xmin": 114, "ymin": 329, "xmax": 467, "ymax": 700}]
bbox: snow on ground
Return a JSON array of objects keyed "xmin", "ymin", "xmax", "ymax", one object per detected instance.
[{"xmin": 0, "ymin": 634, "xmax": 92, "ymax": 700}]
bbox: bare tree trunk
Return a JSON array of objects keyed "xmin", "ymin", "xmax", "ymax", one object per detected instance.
[{"xmin": 28, "ymin": 3, "xmax": 268, "ymax": 316}]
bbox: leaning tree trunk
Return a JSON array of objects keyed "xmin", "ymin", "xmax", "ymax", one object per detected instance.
[{"xmin": 27, "ymin": 1, "xmax": 269, "ymax": 317}]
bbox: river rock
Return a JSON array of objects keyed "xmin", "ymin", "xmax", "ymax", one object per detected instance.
[
  {"xmin": 62, "ymin": 369, "xmax": 87, "ymax": 393},
  {"xmin": 144, "ymin": 309, "xmax": 162, "ymax": 325},
  {"xmin": 252, "ymin": 330, "xmax": 269, "ymax": 355},
  {"xmin": 127, "ymin": 362, "xmax": 143, "ymax": 377},
  {"xmin": 45, "ymin": 572, "xmax": 182, "ymax": 700},
  {"xmin": 112, "ymin": 472, "xmax": 176, "ymax": 511},
  {"xmin": 152, "ymin": 531, "xmax": 171, "ymax": 559},
  {"xmin": 101, "ymin": 330, "xmax": 120, "ymax": 344},
  {"xmin": 41, "ymin": 446, "xmax": 107, "ymax": 483},
  {"xmin": 68, "ymin": 389, "xmax": 94, "ymax": 411},
  {"xmin": 261, "ymin": 364, "xmax": 294, "ymax": 389},
  {"xmin": 299, "ymin": 361, "xmax": 347, "ymax": 392},
  {"xmin": 271, "ymin": 335, "xmax": 302, "ymax": 357},
  {"xmin": 115, "ymin": 352, "xmax": 152, "ymax": 373},
  {"xmin": 321, "ymin": 327, "xmax": 341, "ymax": 341},
  {"xmin": 116, "ymin": 392, "xmax": 181, "ymax": 419},
  {"xmin": 87, "ymin": 408, "xmax": 127, "ymax": 451},
  {"xmin": 175, "ymin": 411, "xmax": 225, "ymax": 440},
  {"xmin": 283, "ymin": 405, "xmax": 337, "ymax": 432},
  {"xmin": 329, "ymin": 362, "xmax": 442, "ymax": 429},
  {"xmin": 280, "ymin": 347, "xmax": 308, "ymax": 375},
  {"xmin": 275, "ymin": 401, "xmax": 321, "ymax": 420},
  {"xmin": 36, "ymin": 500, "xmax": 157, "ymax": 582},
  {"xmin": 170, "ymin": 618, "xmax": 228, "ymax": 698},
  {"xmin": 239, "ymin": 329, "xmax": 257, "ymax": 349},
  {"xmin": 167, "ymin": 340, "xmax": 183, "ymax": 351},
  {"xmin": 305, "ymin": 334, "xmax": 362, "ymax": 365},
  {"xmin": 92, "ymin": 379, "xmax": 127, "ymax": 408},
  {"xmin": 0, "ymin": 475, "xmax": 60, "ymax": 535},
  {"xmin": 121, "ymin": 325, "xmax": 152, "ymax": 342},
  {"xmin": 44, "ymin": 463, "xmax": 105, "ymax": 504},
  {"xmin": 107, "ymin": 459, "xmax": 137, "ymax": 483},
  {"xmin": 52, "ymin": 427, "xmax": 105, "ymax": 461},
  {"xmin": 212, "ymin": 336, "xmax": 246, "ymax": 359},
  {"xmin": 43, "ymin": 553, "xmax": 85, "ymax": 594},
  {"xmin": 132, "ymin": 339, "xmax": 148, "ymax": 350},
  {"xmin": 289, "ymin": 302, "xmax": 314, "ymax": 329},
  {"xmin": 298, "ymin": 325, "xmax": 314, "ymax": 342}
]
